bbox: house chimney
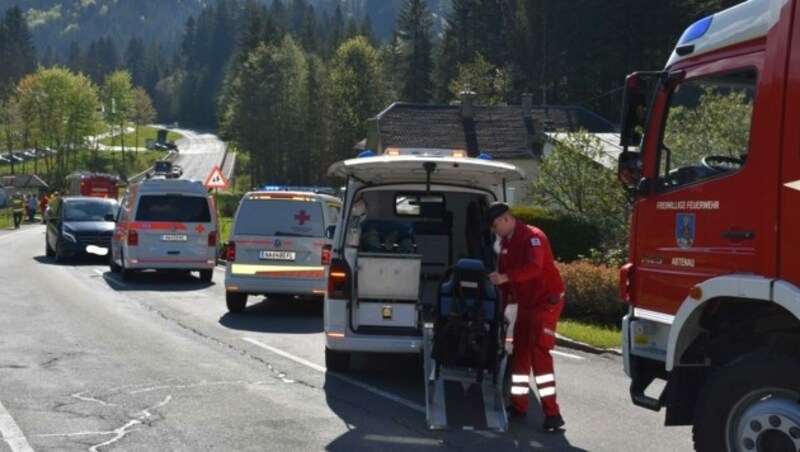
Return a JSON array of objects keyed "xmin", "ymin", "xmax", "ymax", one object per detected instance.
[
  {"xmin": 522, "ymin": 93, "xmax": 533, "ymax": 118},
  {"xmin": 460, "ymin": 86, "xmax": 476, "ymax": 119}
]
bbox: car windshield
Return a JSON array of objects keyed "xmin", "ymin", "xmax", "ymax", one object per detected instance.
[
  {"xmin": 234, "ymin": 198, "xmax": 325, "ymax": 237},
  {"xmin": 154, "ymin": 161, "xmax": 171, "ymax": 173},
  {"xmin": 64, "ymin": 200, "xmax": 118, "ymax": 222},
  {"xmin": 135, "ymin": 195, "xmax": 211, "ymax": 222}
]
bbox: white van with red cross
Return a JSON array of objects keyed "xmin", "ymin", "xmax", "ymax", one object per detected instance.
[
  {"xmin": 223, "ymin": 187, "xmax": 342, "ymax": 313},
  {"xmin": 109, "ymin": 178, "xmax": 219, "ymax": 282}
]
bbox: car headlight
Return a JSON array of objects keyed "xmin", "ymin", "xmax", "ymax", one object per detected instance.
[{"xmin": 62, "ymin": 230, "xmax": 77, "ymax": 242}]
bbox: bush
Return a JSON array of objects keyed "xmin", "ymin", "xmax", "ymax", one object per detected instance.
[
  {"xmin": 512, "ymin": 206, "xmax": 600, "ymax": 262},
  {"xmin": 557, "ymin": 261, "xmax": 626, "ymax": 327},
  {"xmin": 213, "ymin": 192, "xmax": 241, "ymax": 217}
]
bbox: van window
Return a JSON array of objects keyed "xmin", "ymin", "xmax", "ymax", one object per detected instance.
[
  {"xmin": 235, "ymin": 199, "xmax": 324, "ymax": 237},
  {"xmin": 135, "ymin": 195, "xmax": 211, "ymax": 222}
]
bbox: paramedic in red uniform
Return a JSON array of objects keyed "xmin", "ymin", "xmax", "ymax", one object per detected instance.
[{"xmin": 487, "ymin": 202, "xmax": 566, "ymax": 432}]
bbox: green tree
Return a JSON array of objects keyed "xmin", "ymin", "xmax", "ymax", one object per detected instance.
[
  {"xmin": 529, "ymin": 130, "xmax": 629, "ymax": 249},
  {"xmin": 395, "ymin": 0, "xmax": 434, "ymax": 102},
  {"xmin": 328, "ymin": 36, "xmax": 385, "ymax": 164},
  {"xmin": 0, "ymin": 6, "xmax": 36, "ymax": 98},
  {"xmin": 130, "ymin": 87, "xmax": 157, "ymax": 166},
  {"xmin": 101, "ymin": 70, "xmax": 134, "ymax": 174},
  {"xmin": 448, "ymin": 52, "xmax": 508, "ymax": 105}
]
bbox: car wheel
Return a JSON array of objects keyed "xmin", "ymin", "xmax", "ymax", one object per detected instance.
[
  {"xmin": 325, "ymin": 347, "xmax": 350, "ymax": 372},
  {"xmin": 45, "ymin": 239, "xmax": 54, "ymax": 258},
  {"xmin": 692, "ymin": 348, "xmax": 800, "ymax": 452},
  {"xmin": 109, "ymin": 249, "xmax": 121, "ymax": 273},
  {"xmin": 54, "ymin": 239, "xmax": 67, "ymax": 263},
  {"xmin": 199, "ymin": 269, "xmax": 213, "ymax": 282},
  {"xmin": 226, "ymin": 292, "xmax": 247, "ymax": 313}
]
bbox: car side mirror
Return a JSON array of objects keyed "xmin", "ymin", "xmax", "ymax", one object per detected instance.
[{"xmin": 326, "ymin": 225, "xmax": 336, "ymax": 239}]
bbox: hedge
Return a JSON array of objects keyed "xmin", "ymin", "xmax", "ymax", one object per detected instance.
[
  {"xmin": 557, "ymin": 261, "xmax": 627, "ymax": 327},
  {"xmin": 512, "ymin": 206, "xmax": 600, "ymax": 262}
]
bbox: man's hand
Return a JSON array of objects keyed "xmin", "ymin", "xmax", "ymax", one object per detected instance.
[{"xmin": 489, "ymin": 272, "xmax": 508, "ymax": 285}]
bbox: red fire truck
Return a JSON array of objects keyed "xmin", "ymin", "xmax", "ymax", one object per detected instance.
[
  {"xmin": 617, "ymin": 0, "xmax": 800, "ymax": 450},
  {"xmin": 65, "ymin": 172, "xmax": 120, "ymax": 199}
]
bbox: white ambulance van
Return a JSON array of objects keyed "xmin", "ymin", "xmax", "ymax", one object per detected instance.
[
  {"xmin": 110, "ymin": 178, "xmax": 219, "ymax": 282},
  {"xmin": 224, "ymin": 187, "xmax": 342, "ymax": 313},
  {"xmin": 323, "ymin": 149, "xmax": 525, "ymax": 371}
]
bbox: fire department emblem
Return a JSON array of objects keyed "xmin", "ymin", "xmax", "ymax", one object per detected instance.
[{"xmin": 676, "ymin": 213, "xmax": 695, "ymax": 249}]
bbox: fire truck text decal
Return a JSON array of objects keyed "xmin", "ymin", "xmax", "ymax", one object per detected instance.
[{"xmin": 657, "ymin": 200, "xmax": 720, "ymax": 210}]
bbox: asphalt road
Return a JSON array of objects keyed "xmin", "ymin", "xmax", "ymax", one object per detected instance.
[
  {"xmin": 0, "ymin": 225, "xmax": 694, "ymax": 451},
  {"xmin": 170, "ymin": 129, "xmax": 228, "ymax": 184}
]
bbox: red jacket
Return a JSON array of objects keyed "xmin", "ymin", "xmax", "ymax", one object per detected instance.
[{"xmin": 497, "ymin": 220, "xmax": 564, "ymax": 308}]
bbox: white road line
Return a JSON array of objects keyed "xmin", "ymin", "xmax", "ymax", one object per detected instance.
[
  {"xmin": 0, "ymin": 398, "xmax": 35, "ymax": 452},
  {"xmin": 242, "ymin": 337, "xmax": 425, "ymax": 413},
  {"xmin": 552, "ymin": 350, "xmax": 585, "ymax": 360}
]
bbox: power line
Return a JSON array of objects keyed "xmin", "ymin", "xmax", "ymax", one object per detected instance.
[{"xmin": 577, "ymin": 85, "xmax": 624, "ymax": 106}]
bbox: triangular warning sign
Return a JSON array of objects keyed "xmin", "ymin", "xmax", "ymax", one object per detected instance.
[{"xmin": 204, "ymin": 165, "xmax": 229, "ymax": 189}]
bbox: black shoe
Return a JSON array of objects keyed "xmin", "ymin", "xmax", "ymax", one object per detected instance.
[
  {"xmin": 543, "ymin": 414, "xmax": 565, "ymax": 432},
  {"xmin": 507, "ymin": 406, "xmax": 527, "ymax": 418}
]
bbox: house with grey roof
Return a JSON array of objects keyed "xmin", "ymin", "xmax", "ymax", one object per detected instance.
[{"xmin": 361, "ymin": 93, "xmax": 615, "ymax": 202}]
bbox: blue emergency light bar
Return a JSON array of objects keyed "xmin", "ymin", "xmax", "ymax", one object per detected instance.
[{"xmin": 259, "ymin": 185, "xmax": 337, "ymax": 195}]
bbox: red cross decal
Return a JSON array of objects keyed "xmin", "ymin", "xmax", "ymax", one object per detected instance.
[
  {"xmin": 294, "ymin": 210, "xmax": 311, "ymax": 226},
  {"xmin": 195, "ymin": 224, "xmax": 205, "ymax": 233}
]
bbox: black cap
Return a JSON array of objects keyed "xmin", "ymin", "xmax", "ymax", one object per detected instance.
[{"xmin": 486, "ymin": 202, "xmax": 510, "ymax": 223}]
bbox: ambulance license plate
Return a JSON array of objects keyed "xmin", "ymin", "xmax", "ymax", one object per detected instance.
[
  {"xmin": 161, "ymin": 234, "xmax": 188, "ymax": 242},
  {"xmin": 259, "ymin": 251, "xmax": 296, "ymax": 261}
]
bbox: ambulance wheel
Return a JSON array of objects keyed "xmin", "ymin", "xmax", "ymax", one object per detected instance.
[
  {"xmin": 199, "ymin": 269, "xmax": 213, "ymax": 283},
  {"xmin": 692, "ymin": 348, "xmax": 800, "ymax": 452},
  {"xmin": 120, "ymin": 253, "xmax": 135, "ymax": 281},
  {"xmin": 45, "ymin": 240, "xmax": 54, "ymax": 258},
  {"xmin": 226, "ymin": 292, "xmax": 247, "ymax": 313},
  {"xmin": 325, "ymin": 347, "xmax": 350, "ymax": 372},
  {"xmin": 109, "ymin": 250, "xmax": 121, "ymax": 273}
]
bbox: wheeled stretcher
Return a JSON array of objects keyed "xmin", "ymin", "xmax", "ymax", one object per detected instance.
[{"xmin": 423, "ymin": 259, "xmax": 509, "ymax": 431}]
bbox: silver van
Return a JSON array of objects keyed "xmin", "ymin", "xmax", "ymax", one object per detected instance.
[
  {"xmin": 224, "ymin": 189, "xmax": 342, "ymax": 312},
  {"xmin": 110, "ymin": 179, "xmax": 219, "ymax": 282}
]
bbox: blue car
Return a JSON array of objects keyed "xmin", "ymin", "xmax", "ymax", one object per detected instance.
[{"xmin": 45, "ymin": 196, "xmax": 119, "ymax": 263}]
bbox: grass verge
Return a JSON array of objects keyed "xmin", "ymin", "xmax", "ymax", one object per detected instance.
[
  {"xmin": 219, "ymin": 216, "xmax": 233, "ymax": 244},
  {"xmin": 558, "ymin": 318, "xmax": 621, "ymax": 349},
  {"xmin": 0, "ymin": 207, "xmax": 13, "ymax": 229},
  {"xmin": 100, "ymin": 126, "xmax": 182, "ymax": 148}
]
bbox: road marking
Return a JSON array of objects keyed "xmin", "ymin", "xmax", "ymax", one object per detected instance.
[
  {"xmin": 0, "ymin": 398, "xmax": 35, "ymax": 452},
  {"xmin": 552, "ymin": 350, "xmax": 585, "ymax": 360},
  {"xmin": 242, "ymin": 337, "xmax": 425, "ymax": 413}
]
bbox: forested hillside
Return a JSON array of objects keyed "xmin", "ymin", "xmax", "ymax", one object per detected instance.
[{"xmin": 0, "ymin": 0, "xmax": 745, "ymax": 188}]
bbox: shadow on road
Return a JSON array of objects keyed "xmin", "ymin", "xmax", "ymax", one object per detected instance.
[
  {"xmin": 102, "ymin": 269, "xmax": 215, "ymax": 291},
  {"xmin": 33, "ymin": 254, "xmax": 109, "ymax": 266},
  {"xmin": 218, "ymin": 297, "xmax": 323, "ymax": 334},
  {"xmin": 323, "ymin": 359, "xmax": 587, "ymax": 451}
]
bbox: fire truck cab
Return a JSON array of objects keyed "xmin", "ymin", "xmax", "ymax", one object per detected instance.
[{"xmin": 618, "ymin": 0, "xmax": 800, "ymax": 450}]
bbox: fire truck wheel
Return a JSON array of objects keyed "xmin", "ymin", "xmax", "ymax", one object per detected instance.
[
  {"xmin": 325, "ymin": 347, "xmax": 350, "ymax": 372},
  {"xmin": 692, "ymin": 348, "xmax": 800, "ymax": 452},
  {"xmin": 226, "ymin": 292, "xmax": 247, "ymax": 313},
  {"xmin": 199, "ymin": 270, "xmax": 213, "ymax": 283}
]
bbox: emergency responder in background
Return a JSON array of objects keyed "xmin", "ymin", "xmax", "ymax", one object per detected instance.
[
  {"xmin": 11, "ymin": 192, "xmax": 24, "ymax": 228},
  {"xmin": 487, "ymin": 202, "xmax": 566, "ymax": 432},
  {"xmin": 39, "ymin": 194, "xmax": 48, "ymax": 224},
  {"xmin": 27, "ymin": 192, "xmax": 37, "ymax": 223}
]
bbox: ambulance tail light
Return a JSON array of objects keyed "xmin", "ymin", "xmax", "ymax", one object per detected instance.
[
  {"xmin": 327, "ymin": 258, "xmax": 351, "ymax": 299},
  {"xmin": 208, "ymin": 230, "xmax": 217, "ymax": 247},
  {"xmin": 321, "ymin": 244, "xmax": 332, "ymax": 265},
  {"xmin": 128, "ymin": 229, "xmax": 139, "ymax": 246},
  {"xmin": 619, "ymin": 263, "xmax": 634, "ymax": 304},
  {"xmin": 226, "ymin": 241, "xmax": 236, "ymax": 262}
]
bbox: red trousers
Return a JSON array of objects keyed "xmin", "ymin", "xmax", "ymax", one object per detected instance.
[{"xmin": 509, "ymin": 296, "xmax": 564, "ymax": 417}]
